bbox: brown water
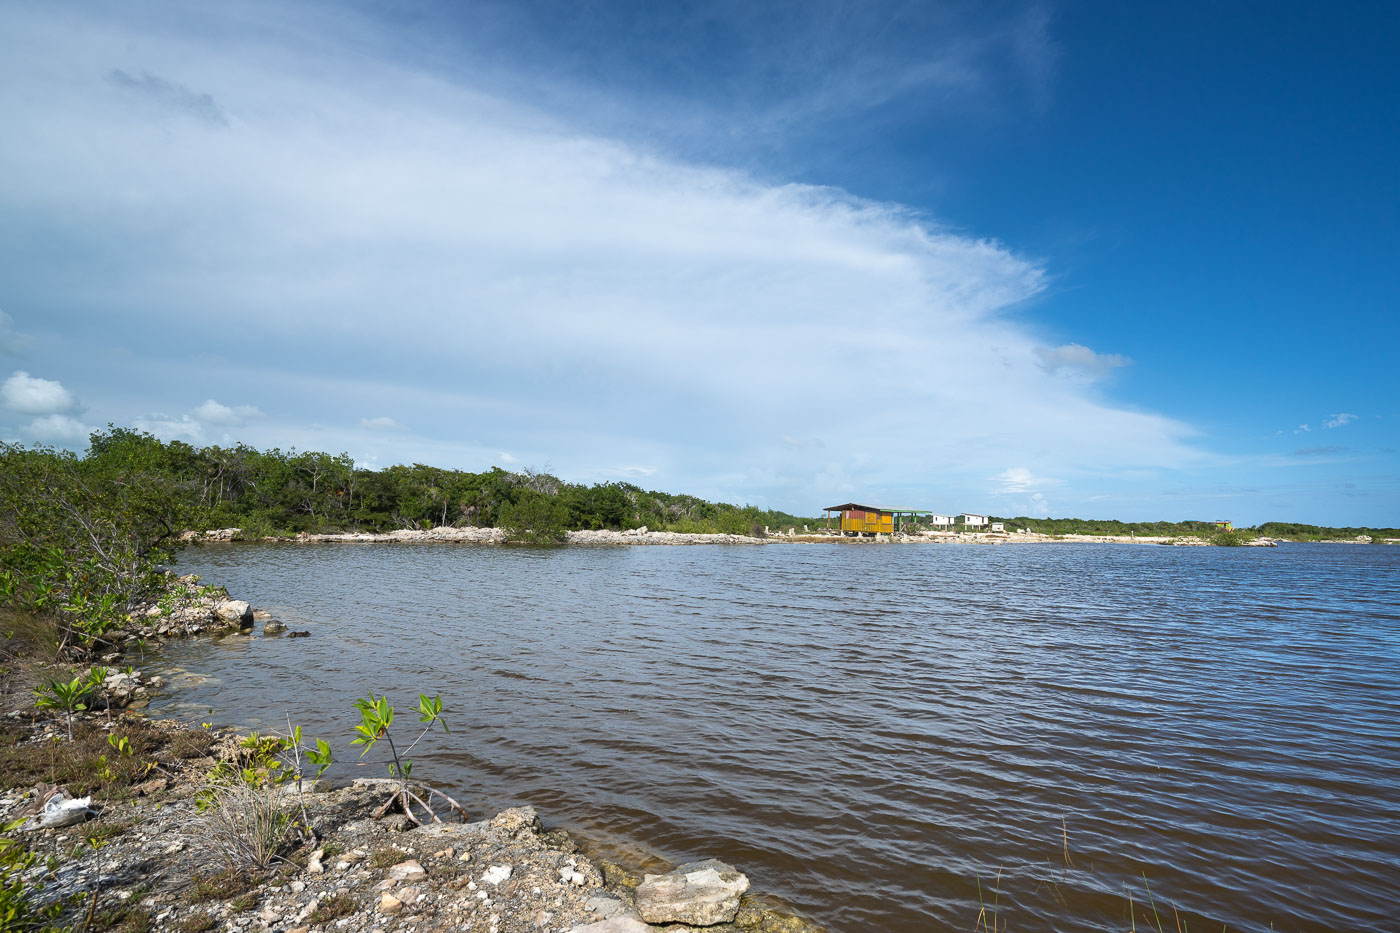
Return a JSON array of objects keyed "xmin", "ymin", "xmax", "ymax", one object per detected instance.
[{"xmin": 156, "ymin": 541, "xmax": 1400, "ymax": 932}]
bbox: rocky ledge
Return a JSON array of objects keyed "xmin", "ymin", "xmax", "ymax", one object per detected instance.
[
  {"xmin": 2, "ymin": 738, "xmax": 819, "ymax": 933},
  {"xmin": 182, "ymin": 527, "xmax": 774, "ymax": 546}
]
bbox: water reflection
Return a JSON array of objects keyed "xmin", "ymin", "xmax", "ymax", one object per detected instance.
[{"xmin": 150, "ymin": 541, "xmax": 1400, "ymax": 932}]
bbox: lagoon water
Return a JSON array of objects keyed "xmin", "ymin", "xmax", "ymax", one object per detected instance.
[{"xmin": 159, "ymin": 541, "xmax": 1400, "ymax": 932}]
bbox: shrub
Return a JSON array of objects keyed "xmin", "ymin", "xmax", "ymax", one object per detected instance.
[
  {"xmin": 352, "ymin": 692, "xmax": 466, "ymax": 824},
  {"xmin": 0, "ymin": 817, "xmax": 67, "ymax": 933},
  {"xmin": 498, "ymin": 491, "xmax": 568, "ymax": 545}
]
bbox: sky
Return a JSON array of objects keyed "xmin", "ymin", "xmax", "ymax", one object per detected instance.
[{"xmin": 0, "ymin": 0, "xmax": 1396, "ymax": 525}]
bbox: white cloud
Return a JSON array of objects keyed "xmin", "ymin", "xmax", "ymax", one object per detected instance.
[
  {"xmin": 498, "ymin": 452, "xmax": 518, "ymax": 464},
  {"xmin": 1034, "ymin": 343, "xmax": 1130, "ymax": 380},
  {"xmin": 609, "ymin": 465, "xmax": 656, "ymax": 478},
  {"xmin": 1, "ymin": 370, "xmax": 77, "ymax": 414},
  {"xmin": 1029, "ymin": 491, "xmax": 1050, "ymax": 517},
  {"xmin": 996, "ymin": 467, "xmax": 1038, "ymax": 493},
  {"xmin": 0, "ymin": 4, "xmax": 1206, "ymax": 514},
  {"xmin": 360, "ymin": 416, "xmax": 397, "ymax": 429},
  {"xmin": 1294, "ymin": 424, "xmax": 1311, "ymax": 434},
  {"xmin": 993, "ymin": 466, "xmax": 1061, "ymax": 494},
  {"xmin": 133, "ymin": 413, "xmax": 202, "ymax": 442},
  {"xmin": 26, "ymin": 413, "xmax": 92, "ymax": 444},
  {"xmin": 1325, "ymin": 413, "xmax": 1357, "ymax": 429},
  {"xmin": 193, "ymin": 399, "xmax": 262, "ymax": 426}
]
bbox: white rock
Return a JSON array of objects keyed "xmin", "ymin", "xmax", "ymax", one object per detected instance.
[
  {"xmin": 634, "ymin": 859, "xmax": 750, "ymax": 926},
  {"xmin": 214, "ymin": 599, "xmax": 253, "ymax": 624},
  {"xmin": 564, "ymin": 919, "xmax": 656, "ymax": 933},
  {"xmin": 481, "ymin": 864, "xmax": 512, "ymax": 886},
  {"xmin": 387, "ymin": 859, "xmax": 426, "ymax": 882}
]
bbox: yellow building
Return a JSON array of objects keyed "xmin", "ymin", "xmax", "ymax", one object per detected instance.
[{"xmin": 824, "ymin": 503, "xmax": 932, "ymax": 536}]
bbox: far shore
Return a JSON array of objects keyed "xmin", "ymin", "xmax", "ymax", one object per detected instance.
[{"xmin": 180, "ymin": 526, "xmax": 1298, "ymax": 547}]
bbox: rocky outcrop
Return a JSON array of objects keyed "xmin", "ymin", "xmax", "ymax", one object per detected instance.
[
  {"xmin": 182, "ymin": 525, "xmax": 776, "ymax": 546},
  {"xmin": 213, "ymin": 599, "xmax": 253, "ymax": 628},
  {"xmin": 634, "ymin": 858, "xmax": 750, "ymax": 926},
  {"xmin": 98, "ymin": 670, "xmax": 165, "ymax": 709}
]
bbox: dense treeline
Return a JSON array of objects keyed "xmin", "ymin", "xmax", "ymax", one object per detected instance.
[
  {"xmin": 993, "ymin": 517, "xmax": 1230, "ymax": 537},
  {"xmin": 992, "ymin": 516, "xmax": 1397, "ymax": 541},
  {"xmin": 12, "ymin": 428, "xmax": 819, "ymax": 541},
  {"xmin": 1253, "ymin": 521, "xmax": 1400, "ymax": 541}
]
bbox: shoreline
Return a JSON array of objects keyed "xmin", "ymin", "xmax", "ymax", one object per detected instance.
[
  {"xmin": 1, "ymin": 576, "xmax": 822, "ymax": 933},
  {"xmin": 182, "ymin": 526, "xmax": 1290, "ymax": 547}
]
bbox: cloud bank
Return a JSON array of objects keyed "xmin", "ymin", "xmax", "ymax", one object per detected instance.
[{"xmin": 0, "ymin": 2, "xmax": 1202, "ymax": 513}]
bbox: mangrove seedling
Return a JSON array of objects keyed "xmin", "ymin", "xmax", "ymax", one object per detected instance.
[
  {"xmin": 351, "ymin": 692, "xmax": 466, "ymax": 825},
  {"xmin": 34, "ymin": 675, "xmax": 94, "ymax": 740}
]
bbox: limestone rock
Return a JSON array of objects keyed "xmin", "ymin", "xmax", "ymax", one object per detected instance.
[
  {"xmin": 263, "ymin": 620, "xmax": 287, "ymax": 634},
  {"xmin": 388, "ymin": 859, "xmax": 427, "ymax": 882},
  {"xmin": 214, "ymin": 600, "xmax": 253, "ymax": 627},
  {"xmin": 378, "ymin": 892, "xmax": 403, "ymax": 914},
  {"xmin": 635, "ymin": 858, "xmax": 750, "ymax": 926},
  {"xmin": 565, "ymin": 918, "xmax": 655, "ymax": 933},
  {"xmin": 489, "ymin": 806, "xmax": 541, "ymax": 837},
  {"xmin": 481, "ymin": 864, "xmax": 512, "ymax": 886}
]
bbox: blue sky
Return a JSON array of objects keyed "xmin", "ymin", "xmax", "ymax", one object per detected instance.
[{"xmin": 0, "ymin": 1, "xmax": 1396, "ymax": 525}]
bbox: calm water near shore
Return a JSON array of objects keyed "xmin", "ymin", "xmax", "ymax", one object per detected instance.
[{"xmin": 157, "ymin": 541, "xmax": 1400, "ymax": 932}]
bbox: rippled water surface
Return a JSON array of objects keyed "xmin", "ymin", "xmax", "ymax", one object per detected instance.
[{"xmin": 158, "ymin": 542, "xmax": 1400, "ymax": 932}]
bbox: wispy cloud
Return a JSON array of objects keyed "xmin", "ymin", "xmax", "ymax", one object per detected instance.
[
  {"xmin": 193, "ymin": 399, "xmax": 262, "ymax": 426},
  {"xmin": 0, "ymin": 311, "xmax": 35, "ymax": 358},
  {"xmin": 107, "ymin": 69, "xmax": 229, "ymax": 126},
  {"xmin": 1294, "ymin": 446, "xmax": 1346, "ymax": 457},
  {"xmin": 994, "ymin": 466, "xmax": 1055, "ymax": 494},
  {"xmin": 1294, "ymin": 424, "xmax": 1311, "ymax": 434},
  {"xmin": 1325, "ymin": 413, "xmax": 1357, "ymax": 429},
  {"xmin": 0, "ymin": 2, "xmax": 1201, "ymax": 513},
  {"xmin": 360, "ymin": 416, "xmax": 398, "ymax": 430},
  {"xmin": 133, "ymin": 413, "xmax": 202, "ymax": 441},
  {"xmin": 1034, "ymin": 343, "xmax": 1129, "ymax": 380}
]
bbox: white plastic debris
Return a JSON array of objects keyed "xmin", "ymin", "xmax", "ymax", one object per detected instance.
[{"xmin": 32, "ymin": 792, "xmax": 93, "ymax": 829}]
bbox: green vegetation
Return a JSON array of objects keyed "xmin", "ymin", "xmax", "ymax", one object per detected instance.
[
  {"xmin": 33, "ymin": 674, "xmax": 95, "ymax": 740},
  {"xmin": 992, "ymin": 515, "xmax": 1397, "ymax": 543},
  {"xmin": 992, "ymin": 516, "xmax": 1235, "ymax": 538},
  {"xmin": 1, "ymin": 434, "xmax": 198, "ymax": 655},
  {"xmin": 351, "ymin": 692, "xmax": 465, "ymax": 825},
  {"xmin": 1253, "ymin": 521, "xmax": 1399, "ymax": 542},
  {"xmin": 1, "ymin": 817, "xmax": 67, "ymax": 933},
  {"xmin": 2, "ymin": 429, "xmax": 816, "ymax": 551}
]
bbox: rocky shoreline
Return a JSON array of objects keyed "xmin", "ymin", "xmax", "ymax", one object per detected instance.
[
  {"xmin": 1, "ymin": 576, "xmax": 822, "ymax": 933},
  {"xmin": 181, "ymin": 526, "xmax": 1283, "ymax": 547}
]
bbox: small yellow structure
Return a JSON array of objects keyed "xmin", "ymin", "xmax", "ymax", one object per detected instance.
[
  {"xmin": 824, "ymin": 503, "xmax": 931, "ymax": 536},
  {"xmin": 1213, "ymin": 520, "xmax": 1234, "ymax": 531}
]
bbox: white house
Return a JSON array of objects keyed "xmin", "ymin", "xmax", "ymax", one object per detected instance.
[
  {"xmin": 961, "ymin": 513, "xmax": 988, "ymax": 528},
  {"xmin": 928, "ymin": 514, "xmax": 955, "ymax": 527},
  {"xmin": 990, "ymin": 521, "xmax": 1005, "ymax": 532}
]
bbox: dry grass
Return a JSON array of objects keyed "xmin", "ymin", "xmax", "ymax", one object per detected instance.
[
  {"xmin": 193, "ymin": 780, "xmax": 296, "ymax": 873},
  {"xmin": 190, "ymin": 871, "xmax": 256, "ymax": 902},
  {"xmin": 174, "ymin": 913, "xmax": 217, "ymax": 933},
  {"xmin": 0, "ymin": 609, "xmax": 64, "ymax": 664},
  {"xmin": 0, "ymin": 717, "xmax": 171, "ymax": 797},
  {"xmin": 308, "ymin": 894, "xmax": 358, "ymax": 924}
]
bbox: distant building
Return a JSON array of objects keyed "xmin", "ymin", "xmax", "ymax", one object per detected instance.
[
  {"xmin": 824, "ymin": 503, "xmax": 932, "ymax": 536},
  {"xmin": 928, "ymin": 514, "xmax": 955, "ymax": 528},
  {"xmin": 990, "ymin": 522, "xmax": 1005, "ymax": 532},
  {"xmin": 961, "ymin": 513, "xmax": 988, "ymax": 529},
  {"xmin": 1213, "ymin": 520, "xmax": 1233, "ymax": 531}
]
